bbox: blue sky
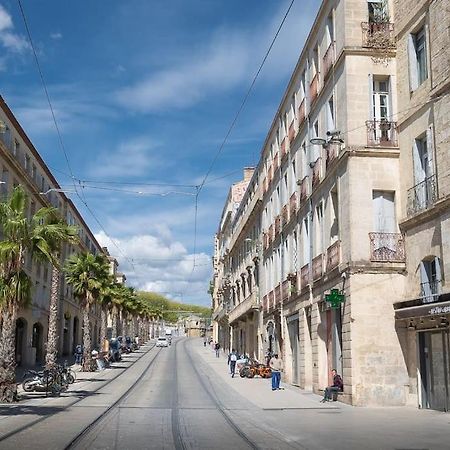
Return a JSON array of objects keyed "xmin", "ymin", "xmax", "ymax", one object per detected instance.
[{"xmin": 0, "ymin": 0, "xmax": 318, "ymax": 306}]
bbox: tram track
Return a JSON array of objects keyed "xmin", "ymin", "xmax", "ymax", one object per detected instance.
[
  {"xmin": 181, "ymin": 339, "xmax": 259, "ymax": 450},
  {"xmin": 65, "ymin": 345, "xmax": 162, "ymax": 449},
  {"xmin": 0, "ymin": 341, "xmax": 157, "ymax": 445}
]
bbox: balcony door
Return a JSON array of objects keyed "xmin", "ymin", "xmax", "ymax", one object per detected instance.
[
  {"xmin": 371, "ymin": 77, "xmax": 392, "ymax": 143},
  {"xmin": 420, "ymin": 257, "xmax": 441, "ymax": 303},
  {"xmin": 373, "ymin": 191, "xmax": 395, "ymax": 233}
]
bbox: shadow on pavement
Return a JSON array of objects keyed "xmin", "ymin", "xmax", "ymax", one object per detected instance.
[{"xmin": 0, "ymin": 404, "xmax": 65, "ymax": 416}]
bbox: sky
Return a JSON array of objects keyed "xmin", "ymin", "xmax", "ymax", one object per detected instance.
[{"xmin": 0, "ymin": 0, "xmax": 319, "ymax": 306}]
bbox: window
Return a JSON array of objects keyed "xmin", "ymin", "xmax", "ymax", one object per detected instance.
[
  {"xmin": 372, "ymin": 191, "xmax": 396, "ymax": 232},
  {"xmin": 368, "ymin": 0, "xmax": 387, "ymax": 24},
  {"xmin": 13, "ymin": 139, "xmax": 19, "ymax": 157},
  {"xmin": 326, "ymin": 13, "xmax": 334, "ymax": 47},
  {"xmin": 413, "ymin": 135, "xmax": 431, "ymax": 184},
  {"xmin": 327, "ymin": 96, "xmax": 335, "ymax": 131},
  {"xmin": 420, "ymin": 257, "xmax": 441, "ymax": 303},
  {"xmin": 372, "ymin": 78, "xmax": 390, "ymax": 121},
  {"xmin": 315, "ymin": 203, "xmax": 324, "ymax": 255},
  {"xmin": 408, "ymin": 26, "xmax": 428, "ymax": 90}
]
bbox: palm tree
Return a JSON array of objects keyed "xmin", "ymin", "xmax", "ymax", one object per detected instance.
[
  {"xmin": 64, "ymin": 252, "xmax": 110, "ymax": 371},
  {"xmin": 0, "ymin": 186, "xmax": 74, "ymax": 402},
  {"xmin": 44, "ymin": 217, "xmax": 79, "ymax": 369}
]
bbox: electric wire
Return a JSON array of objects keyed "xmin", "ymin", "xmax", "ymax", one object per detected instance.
[{"xmin": 16, "ymin": 0, "xmax": 136, "ymax": 272}]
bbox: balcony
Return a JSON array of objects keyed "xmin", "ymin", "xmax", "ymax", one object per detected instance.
[
  {"xmin": 282, "ymin": 279, "xmax": 290, "ymax": 302},
  {"xmin": 299, "ymin": 176, "xmax": 309, "ymax": 202},
  {"xmin": 289, "ymin": 192, "xmax": 297, "ymax": 216},
  {"xmin": 366, "ymin": 120, "xmax": 398, "ymax": 147},
  {"xmin": 280, "ymin": 138, "xmax": 287, "ymax": 159},
  {"xmin": 298, "ymin": 99, "xmax": 305, "ymax": 126},
  {"xmin": 300, "ymin": 264, "xmax": 310, "ymax": 290},
  {"xmin": 325, "ymin": 143, "xmax": 339, "ymax": 169},
  {"xmin": 322, "ymin": 43, "xmax": 334, "ymax": 79},
  {"xmin": 369, "ymin": 232, "xmax": 405, "ymax": 262},
  {"xmin": 361, "ymin": 21, "xmax": 395, "ymax": 49},
  {"xmin": 268, "ymin": 290, "xmax": 275, "ymax": 309},
  {"xmin": 275, "ymin": 283, "xmax": 282, "ymax": 305},
  {"xmin": 406, "ymin": 176, "xmax": 437, "ymax": 217},
  {"xmin": 273, "ymin": 152, "xmax": 279, "ymax": 172},
  {"xmin": 281, "ymin": 204, "xmax": 289, "ymax": 226},
  {"xmin": 326, "ymin": 241, "xmax": 340, "ymax": 271},
  {"xmin": 420, "ymin": 281, "xmax": 441, "ymax": 304},
  {"xmin": 228, "ymin": 291, "xmax": 259, "ymax": 324},
  {"xmin": 310, "ymin": 74, "xmax": 319, "ymax": 104},
  {"xmin": 274, "ymin": 215, "xmax": 281, "ymax": 236},
  {"xmin": 312, "ymin": 254, "xmax": 324, "ymax": 281},
  {"xmin": 267, "ymin": 165, "xmax": 273, "ymax": 184},
  {"xmin": 288, "ymin": 121, "xmax": 295, "ymax": 145},
  {"xmin": 312, "ymin": 158, "xmax": 322, "ymax": 188}
]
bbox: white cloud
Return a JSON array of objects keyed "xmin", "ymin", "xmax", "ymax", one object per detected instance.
[
  {"xmin": 115, "ymin": 1, "xmax": 316, "ymax": 114},
  {"xmin": 94, "ymin": 230, "xmax": 212, "ymax": 306},
  {"xmin": 0, "ymin": 5, "xmax": 29, "ymax": 53},
  {"xmin": 50, "ymin": 32, "xmax": 63, "ymax": 40},
  {"xmin": 86, "ymin": 136, "xmax": 163, "ymax": 178}
]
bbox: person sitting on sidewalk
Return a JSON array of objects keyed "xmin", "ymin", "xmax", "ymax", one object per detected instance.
[
  {"xmin": 321, "ymin": 369, "xmax": 343, "ymax": 402},
  {"xmin": 269, "ymin": 353, "xmax": 283, "ymax": 391}
]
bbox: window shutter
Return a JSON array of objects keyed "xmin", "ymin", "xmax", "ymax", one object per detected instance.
[
  {"xmin": 412, "ymin": 140, "xmax": 425, "ymax": 185},
  {"xmin": 408, "ymin": 34, "xmax": 419, "ymax": 91},
  {"xmin": 426, "ymin": 126, "xmax": 434, "ymax": 176},
  {"xmin": 419, "ymin": 261, "xmax": 432, "ymax": 299},
  {"xmin": 368, "ymin": 74, "xmax": 374, "ymax": 119},
  {"xmin": 434, "ymin": 257, "xmax": 442, "ymax": 286}
]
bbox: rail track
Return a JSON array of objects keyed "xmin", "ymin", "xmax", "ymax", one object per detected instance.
[{"xmin": 0, "ymin": 341, "xmax": 157, "ymax": 444}]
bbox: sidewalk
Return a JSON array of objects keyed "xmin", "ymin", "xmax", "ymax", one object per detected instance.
[{"xmin": 192, "ymin": 340, "xmax": 346, "ymax": 410}]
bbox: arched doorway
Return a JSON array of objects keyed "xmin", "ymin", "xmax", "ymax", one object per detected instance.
[
  {"xmin": 15, "ymin": 318, "xmax": 27, "ymax": 366},
  {"xmin": 32, "ymin": 322, "xmax": 44, "ymax": 364}
]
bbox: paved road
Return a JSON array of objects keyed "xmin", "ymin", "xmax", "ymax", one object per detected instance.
[{"xmin": 1, "ymin": 338, "xmax": 449, "ymax": 449}]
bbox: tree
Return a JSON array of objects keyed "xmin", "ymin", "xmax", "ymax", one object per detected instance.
[
  {"xmin": 0, "ymin": 186, "xmax": 73, "ymax": 402},
  {"xmin": 44, "ymin": 216, "xmax": 79, "ymax": 370},
  {"xmin": 64, "ymin": 252, "xmax": 110, "ymax": 371}
]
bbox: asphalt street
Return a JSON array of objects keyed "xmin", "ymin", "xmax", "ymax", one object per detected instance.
[{"xmin": 0, "ymin": 338, "xmax": 449, "ymax": 450}]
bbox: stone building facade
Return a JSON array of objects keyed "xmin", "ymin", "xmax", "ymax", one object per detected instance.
[
  {"xmin": 0, "ymin": 96, "xmax": 110, "ymax": 367},
  {"xmin": 392, "ymin": 0, "xmax": 450, "ymax": 411},
  {"xmin": 212, "ymin": 0, "xmax": 450, "ymax": 409}
]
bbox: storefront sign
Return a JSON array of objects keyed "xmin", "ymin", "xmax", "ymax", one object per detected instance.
[
  {"xmin": 325, "ymin": 289, "xmax": 345, "ymax": 308},
  {"xmin": 395, "ymin": 300, "xmax": 450, "ymax": 320}
]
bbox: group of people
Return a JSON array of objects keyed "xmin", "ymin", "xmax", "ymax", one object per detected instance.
[{"xmin": 222, "ymin": 345, "xmax": 343, "ymax": 401}]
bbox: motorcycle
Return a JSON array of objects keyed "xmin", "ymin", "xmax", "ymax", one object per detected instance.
[{"xmin": 22, "ymin": 368, "xmax": 65, "ymax": 395}]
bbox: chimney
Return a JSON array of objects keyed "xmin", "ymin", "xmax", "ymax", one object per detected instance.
[{"xmin": 243, "ymin": 167, "xmax": 254, "ymax": 182}]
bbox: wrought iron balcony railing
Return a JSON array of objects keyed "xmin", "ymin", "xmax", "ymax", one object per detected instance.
[
  {"xmin": 288, "ymin": 121, "xmax": 295, "ymax": 145},
  {"xmin": 369, "ymin": 232, "xmax": 405, "ymax": 262},
  {"xmin": 300, "ymin": 264, "xmax": 310, "ymax": 290},
  {"xmin": 325, "ymin": 143, "xmax": 340, "ymax": 169},
  {"xmin": 299, "ymin": 176, "xmax": 309, "ymax": 202},
  {"xmin": 310, "ymin": 74, "xmax": 319, "ymax": 104},
  {"xmin": 361, "ymin": 21, "xmax": 395, "ymax": 49},
  {"xmin": 289, "ymin": 192, "xmax": 297, "ymax": 216},
  {"xmin": 312, "ymin": 254, "xmax": 324, "ymax": 281},
  {"xmin": 312, "ymin": 158, "xmax": 322, "ymax": 188},
  {"xmin": 366, "ymin": 120, "xmax": 398, "ymax": 147},
  {"xmin": 406, "ymin": 175, "xmax": 437, "ymax": 216},
  {"xmin": 326, "ymin": 241, "xmax": 340, "ymax": 271},
  {"xmin": 281, "ymin": 204, "xmax": 289, "ymax": 226},
  {"xmin": 420, "ymin": 281, "xmax": 441, "ymax": 304},
  {"xmin": 322, "ymin": 43, "xmax": 334, "ymax": 79},
  {"xmin": 298, "ymin": 99, "xmax": 305, "ymax": 126}
]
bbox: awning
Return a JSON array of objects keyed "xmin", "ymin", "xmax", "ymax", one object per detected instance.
[{"xmin": 395, "ymin": 300, "xmax": 450, "ymax": 320}]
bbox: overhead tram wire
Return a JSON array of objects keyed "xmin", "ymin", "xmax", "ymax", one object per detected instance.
[
  {"xmin": 17, "ymin": 0, "xmax": 136, "ymax": 272},
  {"xmin": 196, "ymin": 0, "xmax": 296, "ymax": 195}
]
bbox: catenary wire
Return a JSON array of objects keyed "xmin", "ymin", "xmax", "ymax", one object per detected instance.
[{"xmin": 16, "ymin": 0, "xmax": 136, "ymax": 272}]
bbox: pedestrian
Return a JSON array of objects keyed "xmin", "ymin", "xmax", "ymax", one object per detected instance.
[
  {"xmin": 321, "ymin": 369, "xmax": 343, "ymax": 402},
  {"xmin": 269, "ymin": 353, "xmax": 283, "ymax": 391},
  {"xmin": 228, "ymin": 348, "xmax": 238, "ymax": 377},
  {"xmin": 214, "ymin": 342, "xmax": 220, "ymax": 358},
  {"xmin": 74, "ymin": 344, "xmax": 83, "ymax": 365},
  {"xmin": 203, "ymin": 336, "xmax": 207, "ymax": 347}
]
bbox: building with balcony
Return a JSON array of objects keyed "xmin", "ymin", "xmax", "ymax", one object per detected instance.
[
  {"xmin": 211, "ymin": 168, "xmax": 255, "ymax": 353},
  {"xmin": 0, "ymin": 96, "xmax": 109, "ymax": 367},
  {"xmin": 256, "ymin": 0, "xmax": 408, "ymax": 406},
  {"xmin": 392, "ymin": 0, "xmax": 450, "ymax": 411}
]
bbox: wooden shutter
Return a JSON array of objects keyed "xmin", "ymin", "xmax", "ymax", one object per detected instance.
[
  {"xmin": 408, "ymin": 34, "xmax": 419, "ymax": 91},
  {"xmin": 426, "ymin": 126, "xmax": 434, "ymax": 177},
  {"xmin": 368, "ymin": 73, "xmax": 374, "ymax": 119}
]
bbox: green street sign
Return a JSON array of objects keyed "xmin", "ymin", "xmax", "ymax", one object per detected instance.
[{"xmin": 325, "ymin": 289, "xmax": 345, "ymax": 308}]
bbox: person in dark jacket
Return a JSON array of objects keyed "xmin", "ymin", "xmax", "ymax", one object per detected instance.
[{"xmin": 321, "ymin": 369, "xmax": 343, "ymax": 402}]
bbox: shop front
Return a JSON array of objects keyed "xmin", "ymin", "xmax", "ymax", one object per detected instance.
[{"xmin": 395, "ymin": 298, "xmax": 450, "ymax": 411}]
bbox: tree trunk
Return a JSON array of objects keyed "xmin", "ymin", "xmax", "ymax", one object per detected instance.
[
  {"xmin": 0, "ymin": 304, "xmax": 18, "ymax": 402},
  {"xmin": 100, "ymin": 306, "xmax": 107, "ymax": 353},
  {"xmin": 123, "ymin": 312, "xmax": 128, "ymax": 337},
  {"xmin": 82, "ymin": 302, "xmax": 94, "ymax": 372},
  {"xmin": 111, "ymin": 305, "xmax": 118, "ymax": 339},
  {"xmin": 45, "ymin": 265, "xmax": 60, "ymax": 369}
]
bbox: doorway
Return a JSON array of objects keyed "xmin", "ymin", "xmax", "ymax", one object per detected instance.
[
  {"xmin": 418, "ymin": 330, "xmax": 450, "ymax": 411},
  {"xmin": 287, "ymin": 314, "xmax": 300, "ymax": 385},
  {"xmin": 15, "ymin": 318, "xmax": 27, "ymax": 366},
  {"xmin": 32, "ymin": 322, "xmax": 44, "ymax": 364}
]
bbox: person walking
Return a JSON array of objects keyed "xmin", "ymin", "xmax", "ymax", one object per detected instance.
[
  {"xmin": 203, "ymin": 336, "xmax": 207, "ymax": 347},
  {"xmin": 228, "ymin": 349, "xmax": 238, "ymax": 377},
  {"xmin": 321, "ymin": 369, "xmax": 343, "ymax": 402},
  {"xmin": 269, "ymin": 353, "xmax": 283, "ymax": 391},
  {"xmin": 214, "ymin": 342, "xmax": 220, "ymax": 358},
  {"xmin": 74, "ymin": 344, "xmax": 83, "ymax": 365}
]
